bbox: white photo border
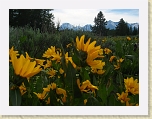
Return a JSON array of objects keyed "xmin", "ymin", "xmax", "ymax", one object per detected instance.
[{"xmin": 0, "ymin": 0, "xmax": 148, "ymax": 115}]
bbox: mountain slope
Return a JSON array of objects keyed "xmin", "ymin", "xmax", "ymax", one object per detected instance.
[{"xmin": 59, "ymin": 20, "xmax": 139, "ymax": 31}]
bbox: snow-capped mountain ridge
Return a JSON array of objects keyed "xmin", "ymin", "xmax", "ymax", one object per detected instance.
[{"xmin": 59, "ymin": 20, "xmax": 139, "ymax": 31}]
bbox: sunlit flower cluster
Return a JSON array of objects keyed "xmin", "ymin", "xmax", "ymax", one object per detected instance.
[
  {"xmin": 114, "ymin": 58, "xmax": 124, "ymax": 70},
  {"xmin": 116, "ymin": 92, "xmax": 130, "ymax": 103},
  {"xmin": 124, "ymin": 77, "xmax": 139, "ymax": 95},
  {"xmin": 117, "ymin": 77, "xmax": 139, "ymax": 106}
]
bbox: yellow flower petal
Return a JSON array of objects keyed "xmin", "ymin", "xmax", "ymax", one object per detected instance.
[
  {"xmin": 23, "ymin": 61, "xmax": 36, "ymax": 77},
  {"xmin": 80, "ymin": 35, "xmax": 85, "ymax": 50},
  {"xmin": 20, "ymin": 60, "xmax": 30, "ymax": 76},
  {"xmin": 84, "ymin": 38, "xmax": 91, "ymax": 51},
  {"xmin": 25, "ymin": 65, "xmax": 42, "ymax": 78},
  {"xmin": 15, "ymin": 55, "xmax": 25, "ymax": 75},
  {"xmin": 87, "ymin": 41, "xmax": 96, "ymax": 53},
  {"xmin": 76, "ymin": 36, "xmax": 81, "ymax": 50}
]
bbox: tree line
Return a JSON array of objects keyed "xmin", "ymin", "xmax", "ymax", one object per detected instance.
[
  {"xmin": 91, "ymin": 11, "xmax": 139, "ymax": 36},
  {"xmin": 9, "ymin": 9, "xmax": 56, "ymax": 33},
  {"xmin": 9, "ymin": 9, "xmax": 139, "ymax": 36}
]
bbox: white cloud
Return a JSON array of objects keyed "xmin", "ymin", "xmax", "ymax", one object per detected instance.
[
  {"xmin": 52, "ymin": 9, "xmax": 139, "ymax": 26},
  {"xmin": 52, "ymin": 9, "xmax": 99, "ymax": 26},
  {"xmin": 103, "ymin": 12, "xmax": 139, "ymax": 23}
]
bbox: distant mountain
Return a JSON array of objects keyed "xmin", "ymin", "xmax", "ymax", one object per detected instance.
[
  {"xmin": 59, "ymin": 23, "xmax": 92, "ymax": 31},
  {"xmin": 127, "ymin": 23, "xmax": 139, "ymax": 29},
  {"xmin": 59, "ymin": 20, "xmax": 139, "ymax": 31},
  {"xmin": 59, "ymin": 23, "xmax": 74, "ymax": 30},
  {"xmin": 106, "ymin": 20, "xmax": 118, "ymax": 30}
]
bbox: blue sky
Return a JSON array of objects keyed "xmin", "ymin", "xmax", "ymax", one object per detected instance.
[{"xmin": 52, "ymin": 9, "xmax": 139, "ymax": 26}]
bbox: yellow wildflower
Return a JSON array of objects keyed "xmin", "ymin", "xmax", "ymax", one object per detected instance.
[
  {"xmin": 126, "ymin": 101, "xmax": 133, "ymax": 106},
  {"xmin": 104, "ymin": 48, "xmax": 112, "ymax": 54},
  {"xmin": 114, "ymin": 58, "xmax": 124, "ymax": 70},
  {"xmin": 87, "ymin": 53, "xmax": 105, "ymax": 70},
  {"xmin": 136, "ymin": 103, "xmax": 139, "ymax": 106},
  {"xmin": 43, "ymin": 83, "xmax": 57, "ymax": 92},
  {"xmin": 98, "ymin": 49, "xmax": 104, "ymax": 56},
  {"xmin": 77, "ymin": 79, "xmax": 98, "ymax": 93},
  {"xmin": 65, "ymin": 52, "xmax": 76, "ymax": 68},
  {"xmin": 109, "ymin": 56, "xmax": 116, "ymax": 62},
  {"xmin": 25, "ymin": 52, "xmax": 33, "ymax": 60},
  {"xmin": 114, "ymin": 63, "xmax": 120, "ymax": 70},
  {"xmin": 124, "ymin": 77, "xmax": 139, "ymax": 95},
  {"xmin": 56, "ymin": 88, "xmax": 67, "ymax": 103},
  {"xmin": 102, "ymin": 40, "xmax": 105, "ymax": 42},
  {"xmin": 84, "ymin": 99, "xmax": 87, "ymax": 105},
  {"xmin": 47, "ymin": 68, "xmax": 56, "ymax": 78},
  {"xmin": 59, "ymin": 68, "xmax": 64, "ymax": 74},
  {"xmin": 127, "ymin": 36, "xmax": 131, "ymax": 41},
  {"xmin": 42, "ymin": 46, "xmax": 56, "ymax": 58},
  {"xmin": 19, "ymin": 82, "xmax": 27, "ymax": 95},
  {"xmin": 126, "ymin": 101, "xmax": 139, "ymax": 106},
  {"xmin": 51, "ymin": 51, "xmax": 62, "ymax": 62},
  {"xmin": 116, "ymin": 92, "xmax": 130, "ymax": 103},
  {"xmin": 43, "ymin": 85, "xmax": 51, "ymax": 92},
  {"xmin": 66, "ymin": 43, "xmax": 72, "ymax": 48},
  {"xmin": 91, "ymin": 68, "xmax": 105, "ymax": 75},
  {"xmin": 75, "ymin": 35, "xmax": 105, "ymax": 70},
  {"xmin": 9, "ymin": 46, "xmax": 19, "ymax": 62},
  {"xmin": 35, "ymin": 58, "xmax": 45, "ymax": 67},
  {"xmin": 43, "ymin": 60, "xmax": 52, "ymax": 69},
  {"xmin": 117, "ymin": 58, "xmax": 124, "ymax": 63},
  {"xmin": 45, "ymin": 97, "xmax": 50, "ymax": 104},
  {"xmin": 10, "ymin": 53, "xmax": 42, "ymax": 79},
  {"xmin": 43, "ymin": 46, "xmax": 62, "ymax": 63},
  {"xmin": 33, "ymin": 91, "xmax": 48, "ymax": 100},
  {"xmin": 76, "ymin": 35, "xmax": 85, "ymax": 51},
  {"xmin": 51, "ymin": 83, "xmax": 57, "ymax": 90}
]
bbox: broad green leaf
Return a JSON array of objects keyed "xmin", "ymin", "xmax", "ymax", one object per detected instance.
[
  {"xmin": 116, "ymin": 72, "xmax": 124, "ymax": 92},
  {"xmin": 9, "ymin": 88, "xmax": 21, "ymax": 106},
  {"xmin": 65, "ymin": 61, "xmax": 76, "ymax": 100},
  {"xmin": 97, "ymin": 84, "xmax": 107, "ymax": 105}
]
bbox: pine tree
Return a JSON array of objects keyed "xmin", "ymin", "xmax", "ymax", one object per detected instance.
[
  {"xmin": 132, "ymin": 26, "xmax": 138, "ymax": 35},
  {"xmin": 129, "ymin": 26, "xmax": 133, "ymax": 35},
  {"xmin": 115, "ymin": 18, "xmax": 128, "ymax": 36},
  {"xmin": 9, "ymin": 9, "xmax": 55, "ymax": 33},
  {"xmin": 91, "ymin": 11, "xmax": 107, "ymax": 36}
]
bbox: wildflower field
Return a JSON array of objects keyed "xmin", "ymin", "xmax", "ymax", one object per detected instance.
[{"xmin": 9, "ymin": 26, "xmax": 139, "ymax": 106}]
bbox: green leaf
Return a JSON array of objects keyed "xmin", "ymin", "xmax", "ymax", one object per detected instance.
[
  {"xmin": 116, "ymin": 72, "xmax": 124, "ymax": 92},
  {"xmin": 72, "ymin": 53, "xmax": 81, "ymax": 66},
  {"xmin": 81, "ymin": 67, "xmax": 90, "ymax": 81},
  {"xmin": 93, "ymin": 75, "xmax": 98, "ymax": 85},
  {"xmin": 106, "ymin": 81, "xmax": 114, "ymax": 95},
  {"xmin": 97, "ymin": 84, "xmax": 107, "ymax": 105},
  {"xmin": 50, "ymin": 90, "xmax": 59, "ymax": 106},
  {"xmin": 9, "ymin": 88, "xmax": 21, "ymax": 106},
  {"xmin": 125, "ymin": 55, "xmax": 134, "ymax": 62},
  {"xmin": 20, "ymin": 36, "xmax": 27, "ymax": 43},
  {"xmin": 65, "ymin": 61, "xmax": 76, "ymax": 96},
  {"xmin": 104, "ymin": 65, "xmax": 113, "ymax": 76},
  {"xmin": 107, "ymin": 93, "xmax": 122, "ymax": 106},
  {"xmin": 86, "ymin": 96, "xmax": 101, "ymax": 106}
]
